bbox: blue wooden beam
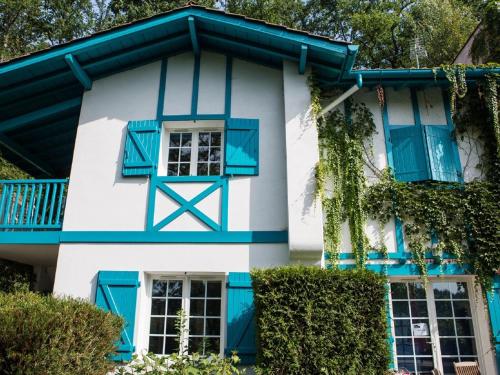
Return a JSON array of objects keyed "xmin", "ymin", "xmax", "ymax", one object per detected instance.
[
  {"xmin": 64, "ymin": 54, "xmax": 92, "ymax": 90},
  {"xmin": 188, "ymin": 16, "xmax": 200, "ymax": 56},
  {"xmin": 0, "ymin": 98, "xmax": 81, "ymax": 132},
  {"xmin": 298, "ymin": 45, "xmax": 307, "ymax": 74},
  {"xmin": 0, "ymin": 133, "xmax": 54, "ymax": 177}
]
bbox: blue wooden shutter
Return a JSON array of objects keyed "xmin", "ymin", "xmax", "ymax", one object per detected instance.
[
  {"xmin": 225, "ymin": 118, "xmax": 259, "ymax": 176},
  {"xmin": 487, "ymin": 276, "xmax": 500, "ymax": 371},
  {"xmin": 225, "ymin": 272, "xmax": 256, "ymax": 365},
  {"xmin": 95, "ymin": 271, "xmax": 140, "ymax": 361},
  {"xmin": 122, "ymin": 120, "xmax": 159, "ymax": 176},
  {"xmin": 424, "ymin": 126, "xmax": 460, "ymax": 182},
  {"xmin": 390, "ymin": 126, "xmax": 429, "ymax": 182}
]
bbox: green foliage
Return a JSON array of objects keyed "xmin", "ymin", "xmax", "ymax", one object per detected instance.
[
  {"xmin": 251, "ymin": 266, "xmax": 390, "ymax": 375},
  {"xmin": 0, "ymin": 291, "xmax": 124, "ymax": 375},
  {"xmin": 470, "ymin": 0, "xmax": 500, "ymax": 64},
  {"xmin": 115, "ymin": 351, "xmax": 244, "ymax": 375},
  {"xmin": 0, "ymin": 155, "xmax": 31, "ymax": 180},
  {"xmin": 316, "ymin": 101, "xmax": 377, "ymax": 267},
  {"xmin": 0, "ymin": 260, "xmax": 34, "ymax": 293}
]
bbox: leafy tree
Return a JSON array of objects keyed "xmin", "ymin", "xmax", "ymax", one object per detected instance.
[{"xmin": 470, "ymin": 0, "xmax": 500, "ymax": 63}]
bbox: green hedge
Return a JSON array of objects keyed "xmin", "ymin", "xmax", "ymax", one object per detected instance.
[
  {"xmin": 252, "ymin": 266, "xmax": 390, "ymax": 375},
  {"xmin": 0, "ymin": 292, "xmax": 123, "ymax": 375},
  {"xmin": 0, "ymin": 260, "xmax": 34, "ymax": 293}
]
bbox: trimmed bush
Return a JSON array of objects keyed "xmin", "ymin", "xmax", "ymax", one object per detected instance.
[
  {"xmin": 252, "ymin": 266, "xmax": 390, "ymax": 375},
  {"xmin": 0, "ymin": 260, "xmax": 34, "ymax": 293},
  {"xmin": 0, "ymin": 291, "xmax": 123, "ymax": 375}
]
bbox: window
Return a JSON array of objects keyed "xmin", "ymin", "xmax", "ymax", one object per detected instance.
[
  {"xmin": 166, "ymin": 131, "xmax": 223, "ymax": 177},
  {"xmin": 390, "ymin": 280, "xmax": 479, "ymax": 375},
  {"xmin": 148, "ymin": 277, "xmax": 224, "ymax": 355}
]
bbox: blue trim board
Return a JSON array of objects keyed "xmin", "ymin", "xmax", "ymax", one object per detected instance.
[
  {"xmin": 64, "ymin": 54, "xmax": 92, "ymax": 90},
  {"xmin": 298, "ymin": 45, "xmax": 307, "ymax": 74},
  {"xmin": 156, "ymin": 59, "xmax": 167, "ymax": 119},
  {"xmin": 338, "ymin": 263, "xmax": 469, "ymax": 276},
  {"xmin": 0, "ymin": 230, "xmax": 288, "ymax": 244},
  {"xmin": 188, "ymin": 16, "xmax": 200, "ymax": 56},
  {"xmin": 160, "ymin": 114, "xmax": 227, "ymax": 121},
  {"xmin": 225, "ymin": 56, "xmax": 232, "ymax": 117},
  {"xmin": 191, "ymin": 54, "xmax": 201, "ymax": 116}
]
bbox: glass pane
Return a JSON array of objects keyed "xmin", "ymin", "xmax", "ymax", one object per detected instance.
[
  {"xmin": 435, "ymin": 301, "xmax": 453, "ymax": 317},
  {"xmin": 391, "ymin": 283, "xmax": 408, "ymax": 300},
  {"xmin": 168, "ymin": 280, "xmax": 183, "ymax": 297},
  {"xmin": 199, "ymin": 133, "xmax": 210, "ymax": 146},
  {"xmin": 409, "ymin": 283, "xmax": 426, "ymax": 299},
  {"xmin": 437, "ymin": 319, "xmax": 456, "ymax": 336},
  {"xmin": 169, "ymin": 133, "xmax": 180, "ymax": 147},
  {"xmin": 188, "ymin": 337, "xmax": 203, "ymax": 354},
  {"xmin": 197, "ymin": 163, "xmax": 208, "ymax": 175},
  {"xmin": 190, "ymin": 299, "xmax": 205, "ymax": 316},
  {"xmin": 416, "ymin": 357, "xmax": 434, "ymax": 372},
  {"xmin": 180, "ymin": 148, "xmax": 191, "ymax": 162},
  {"xmin": 207, "ymin": 281, "xmax": 221, "ymax": 298},
  {"xmin": 396, "ymin": 338, "xmax": 414, "ymax": 355},
  {"xmin": 458, "ymin": 338, "xmax": 476, "ymax": 355},
  {"xmin": 148, "ymin": 336, "xmax": 163, "ymax": 354},
  {"xmin": 442, "ymin": 357, "xmax": 459, "ymax": 375},
  {"xmin": 150, "ymin": 317, "xmax": 164, "ymax": 334},
  {"xmin": 164, "ymin": 337, "xmax": 178, "ymax": 354},
  {"xmin": 209, "ymin": 163, "xmax": 220, "ymax": 176},
  {"xmin": 168, "ymin": 148, "xmax": 179, "ymax": 162},
  {"xmin": 414, "ymin": 338, "xmax": 432, "ymax": 355},
  {"xmin": 166, "ymin": 317, "xmax": 177, "ymax": 335},
  {"xmin": 181, "ymin": 133, "xmax": 192, "ymax": 147},
  {"xmin": 395, "ymin": 319, "xmax": 411, "ymax": 336},
  {"xmin": 205, "ymin": 338, "xmax": 220, "ymax": 354},
  {"xmin": 151, "ymin": 299, "xmax": 166, "ymax": 315},
  {"xmin": 167, "ymin": 298, "xmax": 182, "ymax": 316},
  {"xmin": 211, "ymin": 132, "xmax": 221, "ymax": 146},
  {"xmin": 411, "ymin": 319, "xmax": 430, "ymax": 337},
  {"xmin": 397, "ymin": 357, "xmax": 415, "ymax": 372},
  {"xmin": 198, "ymin": 147, "xmax": 209, "ymax": 161},
  {"xmin": 451, "ymin": 282, "xmax": 469, "ymax": 299},
  {"xmin": 191, "ymin": 281, "xmax": 205, "ymax": 297},
  {"xmin": 453, "ymin": 301, "xmax": 471, "ymax": 317},
  {"xmin": 210, "ymin": 148, "xmax": 221, "ymax": 162},
  {"xmin": 455, "ymin": 319, "xmax": 474, "ymax": 336},
  {"xmin": 440, "ymin": 338, "xmax": 458, "ymax": 355},
  {"xmin": 206, "ymin": 300, "xmax": 221, "ymax": 317},
  {"xmin": 393, "ymin": 301, "xmax": 410, "ymax": 317},
  {"xmin": 189, "ymin": 318, "xmax": 204, "ymax": 335},
  {"xmin": 152, "ymin": 280, "xmax": 168, "ymax": 297},
  {"xmin": 206, "ymin": 318, "xmax": 220, "ymax": 335},
  {"xmin": 167, "ymin": 163, "xmax": 178, "ymax": 176},
  {"xmin": 410, "ymin": 301, "xmax": 428, "ymax": 317},
  {"xmin": 433, "ymin": 282, "xmax": 452, "ymax": 299},
  {"xmin": 179, "ymin": 163, "xmax": 190, "ymax": 176}
]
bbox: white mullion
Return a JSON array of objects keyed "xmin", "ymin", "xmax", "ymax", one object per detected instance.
[
  {"xmin": 190, "ymin": 132, "xmax": 199, "ymax": 176},
  {"xmin": 426, "ymin": 281, "xmax": 443, "ymax": 374},
  {"xmin": 181, "ymin": 276, "xmax": 190, "ymax": 355},
  {"xmin": 387, "ymin": 282, "xmax": 398, "ymax": 370}
]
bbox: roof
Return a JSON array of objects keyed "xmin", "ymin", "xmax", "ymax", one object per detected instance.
[{"xmin": 0, "ymin": 4, "xmax": 356, "ymax": 178}]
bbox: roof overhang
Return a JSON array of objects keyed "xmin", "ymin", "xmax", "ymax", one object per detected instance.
[{"xmin": 0, "ymin": 5, "xmax": 354, "ymax": 177}]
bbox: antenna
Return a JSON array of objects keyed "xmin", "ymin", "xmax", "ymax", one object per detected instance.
[{"xmin": 409, "ymin": 37, "xmax": 428, "ymax": 68}]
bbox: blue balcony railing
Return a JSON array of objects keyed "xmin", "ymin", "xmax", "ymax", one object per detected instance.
[{"xmin": 0, "ymin": 179, "xmax": 68, "ymax": 230}]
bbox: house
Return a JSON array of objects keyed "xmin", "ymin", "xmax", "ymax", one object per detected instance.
[{"xmin": 0, "ymin": 4, "xmax": 499, "ymax": 374}]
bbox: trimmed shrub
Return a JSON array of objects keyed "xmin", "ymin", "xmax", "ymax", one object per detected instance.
[
  {"xmin": 252, "ymin": 266, "xmax": 390, "ymax": 375},
  {"xmin": 0, "ymin": 291, "xmax": 123, "ymax": 375},
  {"xmin": 0, "ymin": 259, "xmax": 34, "ymax": 293}
]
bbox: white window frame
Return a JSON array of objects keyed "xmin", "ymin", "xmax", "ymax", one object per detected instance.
[
  {"xmin": 388, "ymin": 276, "xmax": 489, "ymax": 375},
  {"xmin": 164, "ymin": 128, "xmax": 224, "ymax": 177},
  {"xmin": 146, "ymin": 274, "xmax": 226, "ymax": 356}
]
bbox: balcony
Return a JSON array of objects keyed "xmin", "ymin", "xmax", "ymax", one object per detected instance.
[{"xmin": 0, "ymin": 179, "xmax": 68, "ymax": 231}]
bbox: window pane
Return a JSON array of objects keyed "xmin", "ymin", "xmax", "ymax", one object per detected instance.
[
  {"xmin": 166, "ymin": 317, "xmax": 177, "ymax": 335},
  {"xmin": 396, "ymin": 338, "xmax": 414, "ymax": 355},
  {"xmin": 452, "ymin": 282, "xmax": 469, "ymax": 299},
  {"xmin": 211, "ymin": 132, "xmax": 221, "ymax": 146},
  {"xmin": 395, "ymin": 319, "xmax": 411, "ymax": 336},
  {"xmin": 391, "ymin": 283, "xmax": 408, "ymax": 300},
  {"xmin": 188, "ymin": 337, "xmax": 203, "ymax": 354},
  {"xmin": 414, "ymin": 338, "xmax": 432, "ymax": 355},
  {"xmin": 458, "ymin": 338, "xmax": 476, "ymax": 356},
  {"xmin": 198, "ymin": 147, "xmax": 209, "ymax": 162},
  {"xmin": 437, "ymin": 319, "xmax": 456, "ymax": 336},
  {"xmin": 442, "ymin": 357, "xmax": 459, "ymax": 375},
  {"xmin": 152, "ymin": 280, "xmax": 168, "ymax": 297},
  {"xmin": 179, "ymin": 163, "xmax": 190, "ymax": 176},
  {"xmin": 190, "ymin": 318, "xmax": 204, "ymax": 335},
  {"xmin": 168, "ymin": 280, "xmax": 183, "ymax": 297},
  {"xmin": 433, "ymin": 282, "xmax": 452, "ymax": 299},
  {"xmin": 180, "ymin": 148, "xmax": 191, "ymax": 162},
  {"xmin": 440, "ymin": 338, "xmax": 458, "ymax": 355},
  {"xmin": 168, "ymin": 148, "xmax": 179, "ymax": 162},
  {"xmin": 209, "ymin": 163, "xmax": 220, "ymax": 176},
  {"xmin": 207, "ymin": 281, "xmax": 221, "ymax": 298},
  {"xmin": 410, "ymin": 301, "xmax": 428, "ymax": 317},
  {"xmin": 455, "ymin": 319, "xmax": 474, "ymax": 336},
  {"xmin": 167, "ymin": 299, "xmax": 182, "ymax": 316},
  {"xmin": 453, "ymin": 301, "xmax": 471, "ymax": 317},
  {"xmin": 164, "ymin": 337, "xmax": 178, "ymax": 354},
  {"xmin": 197, "ymin": 163, "xmax": 208, "ymax": 175},
  {"xmin": 150, "ymin": 317, "xmax": 165, "ymax": 334},
  {"xmin": 205, "ymin": 338, "xmax": 220, "ymax": 354},
  {"xmin": 206, "ymin": 300, "xmax": 221, "ymax": 317},
  {"xmin": 435, "ymin": 301, "xmax": 453, "ymax": 317},
  {"xmin": 167, "ymin": 163, "xmax": 178, "ymax": 176},
  {"xmin": 206, "ymin": 318, "xmax": 220, "ymax": 335},
  {"xmin": 397, "ymin": 357, "xmax": 415, "ymax": 372},
  {"xmin": 210, "ymin": 148, "xmax": 221, "ymax": 162},
  {"xmin": 393, "ymin": 301, "xmax": 410, "ymax": 317},
  {"xmin": 151, "ymin": 299, "xmax": 166, "ymax": 315},
  {"xmin": 408, "ymin": 283, "xmax": 426, "ymax": 299},
  {"xmin": 415, "ymin": 357, "xmax": 434, "ymax": 372},
  {"xmin": 181, "ymin": 133, "xmax": 192, "ymax": 147},
  {"xmin": 170, "ymin": 133, "xmax": 180, "ymax": 147},
  {"xmin": 191, "ymin": 281, "xmax": 205, "ymax": 297},
  {"xmin": 199, "ymin": 133, "xmax": 210, "ymax": 146},
  {"xmin": 190, "ymin": 299, "xmax": 205, "ymax": 316},
  {"xmin": 149, "ymin": 336, "xmax": 164, "ymax": 354}
]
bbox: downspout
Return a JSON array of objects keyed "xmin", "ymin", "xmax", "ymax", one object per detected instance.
[{"xmin": 320, "ymin": 73, "xmax": 363, "ymax": 117}]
